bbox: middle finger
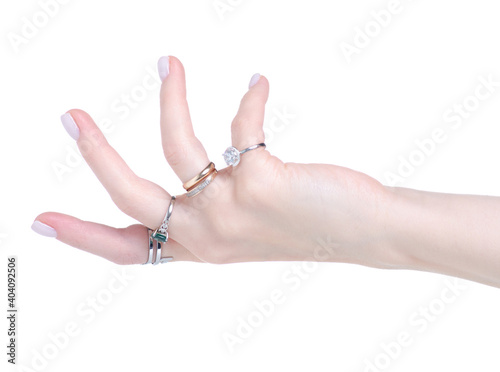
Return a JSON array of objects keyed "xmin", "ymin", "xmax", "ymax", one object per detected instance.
[{"xmin": 158, "ymin": 56, "xmax": 210, "ymax": 183}]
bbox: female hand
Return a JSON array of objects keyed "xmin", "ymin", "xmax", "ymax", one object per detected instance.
[
  {"xmin": 32, "ymin": 56, "xmax": 500, "ymax": 288},
  {"xmin": 31, "ymin": 56, "xmax": 392, "ymax": 267}
]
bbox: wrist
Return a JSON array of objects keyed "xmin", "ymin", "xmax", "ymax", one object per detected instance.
[
  {"xmin": 274, "ymin": 163, "xmax": 403, "ymax": 268},
  {"xmin": 379, "ymin": 186, "xmax": 439, "ymax": 272}
]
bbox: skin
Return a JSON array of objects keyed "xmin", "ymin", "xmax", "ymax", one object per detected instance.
[{"xmin": 34, "ymin": 56, "xmax": 500, "ymax": 288}]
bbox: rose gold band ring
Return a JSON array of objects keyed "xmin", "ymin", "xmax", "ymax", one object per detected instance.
[
  {"xmin": 182, "ymin": 162, "xmax": 216, "ymax": 191},
  {"xmin": 182, "ymin": 162, "xmax": 218, "ymax": 198}
]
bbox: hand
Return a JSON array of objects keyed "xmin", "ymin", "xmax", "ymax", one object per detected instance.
[{"xmin": 32, "ymin": 56, "xmax": 390, "ymax": 267}]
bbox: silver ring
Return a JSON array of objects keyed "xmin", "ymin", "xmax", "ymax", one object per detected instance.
[
  {"xmin": 143, "ymin": 228, "xmax": 155, "ymax": 265},
  {"xmin": 154, "ymin": 237, "xmax": 163, "ymax": 265},
  {"xmin": 222, "ymin": 143, "xmax": 266, "ymax": 166},
  {"xmin": 153, "ymin": 238, "xmax": 173, "ymax": 265},
  {"xmin": 143, "ymin": 195, "xmax": 176, "ymax": 265},
  {"xmin": 151, "ymin": 196, "xmax": 176, "ymax": 243},
  {"xmin": 143, "ymin": 229, "xmax": 173, "ymax": 265}
]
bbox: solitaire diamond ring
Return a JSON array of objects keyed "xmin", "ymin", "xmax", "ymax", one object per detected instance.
[{"xmin": 222, "ymin": 143, "xmax": 266, "ymax": 166}]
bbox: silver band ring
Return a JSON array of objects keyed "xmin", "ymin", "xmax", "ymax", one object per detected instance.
[
  {"xmin": 143, "ymin": 229, "xmax": 172, "ymax": 265},
  {"xmin": 143, "ymin": 228, "xmax": 155, "ymax": 265},
  {"xmin": 153, "ymin": 237, "xmax": 173, "ymax": 265},
  {"xmin": 154, "ymin": 236, "xmax": 163, "ymax": 265}
]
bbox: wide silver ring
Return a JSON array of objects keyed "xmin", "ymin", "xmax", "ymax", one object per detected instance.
[
  {"xmin": 143, "ymin": 229, "xmax": 172, "ymax": 265},
  {"xmin": 222, "ymin": 143, "xmax": 266, "ymax": 166},
  {"xmin": 143, "ymin": 228, "xmax": 156, "ymax": 265}
]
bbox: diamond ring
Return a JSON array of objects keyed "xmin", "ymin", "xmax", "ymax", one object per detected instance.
[{"xmin": 222, "ymin": 143, "xmax": 266, "ymax": 166}]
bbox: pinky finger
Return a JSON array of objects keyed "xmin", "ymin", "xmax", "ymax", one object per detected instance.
[{"xmin": 32, "ymin": 212, "xmax": 202, "ymax": 264}]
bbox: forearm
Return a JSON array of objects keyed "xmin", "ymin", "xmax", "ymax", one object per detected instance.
[
  {"xmin": 384, "ymin": 187, "xmax": 500, "ymax": 287},
  {"xmin": 283, "ymin": 163, "xmax": 500, "ymax": 288}
]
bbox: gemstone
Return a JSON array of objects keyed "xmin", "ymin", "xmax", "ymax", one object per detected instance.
[
  {"xmin": 223, "ymin": 146, "xmax": 240, "ymax": 166},
  {"xmin": 152, "ymin": 232, "xmax": 167, "ymax": 243}
]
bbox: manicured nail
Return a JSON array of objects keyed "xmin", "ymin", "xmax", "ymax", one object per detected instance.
[
  {"xmin": 158, "ymin": 56, "xmax": 170, "ymax": 82},
  {"xmin": 249, "ymin": 73, "xmax": 261, "ymax": 89},
  {"xmin": 31, "ymin": 221, "xmax": 57, "ymax": 238},
  {"xmin": 60, "ymin": 112, "xmax": 80, "ymax": 140}
]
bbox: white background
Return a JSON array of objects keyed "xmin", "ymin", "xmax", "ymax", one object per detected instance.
[{"xmin": 1, "ymin": 0, "xmax": 500, "ymax": 371}]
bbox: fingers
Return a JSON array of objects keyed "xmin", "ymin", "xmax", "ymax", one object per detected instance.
[
  {"xmin": 231, "ymin": 74, "xmax": 269, "ymax": 150},
  {"xmin": 33, "ymin": 212, "xmax": 202, "ymax": 264},
  {"xmin": 62, "ymin": 109, "xmax": 170, "ymax": 228},
  {"xmin": 159, "ymin": 56, "xmax": 210, "ymax": 182}
]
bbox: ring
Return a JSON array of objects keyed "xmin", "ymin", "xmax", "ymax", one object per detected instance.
[
  {"xmin": 143, "ymin": 229, "xmax": 173, "ymax": 265},
  {"xmin": 186, "ymin": 169, "xmax": 217, "ymax": 197},
  {"xmin": 143, "ymin": 228, "xmax": 156, "ymax": 265},
  {"xmin": 154, "ymin": 237, "xmax": 173, "ymax": 265},
  {"xmin": 222, "ymin": 143, "xmax": 266, "ymax": 166},
  {"xmin": 183, "ymin": 162, "xmax": 218, "ymax": 198},
  {"xmin": 151, "ymin": 195, "xmax": 176, "ymax": 243},
  {"xmin": 183, "ymin": 162, "xmax": 216, "ymax": 191}
]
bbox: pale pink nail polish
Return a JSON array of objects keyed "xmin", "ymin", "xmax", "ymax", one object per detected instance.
[
  {"xmin": 249, "ymin": 73, "xmax": 261, "ymax": 89},
  {"xmin": 31, "ymin": 221, "xmax": 57, "ymax": 238},
  {"xmin": 158, "ymin": 56, "xmax": 170, "ymax": 82},
  {"xmin": 60, "ymin": 112, "xmax": 80, "ymax": 140}
]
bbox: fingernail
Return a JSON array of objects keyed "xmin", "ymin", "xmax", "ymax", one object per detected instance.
[
  {"xmin": 249, "ymin": 73, "xmax": 261, "ymax": 89},
  {"xmin": 31, "ymin": 221, "xmax": 57, "ymax": 238},
  {"xmin": 60, "ymin": 112, "xmax": 80, "ymax": 140},
  {"xmin": 158, "ymin": 56, "xmax": 170, "ymax": 82}
]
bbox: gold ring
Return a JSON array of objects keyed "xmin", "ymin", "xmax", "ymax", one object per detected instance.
[
  {"xmin": 186, "ymin": 169, "xmax": 218, "ymax": 197},
  {"xmin": 183, "ymin": 162, "xmax": 216, "ymax": 191}
]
